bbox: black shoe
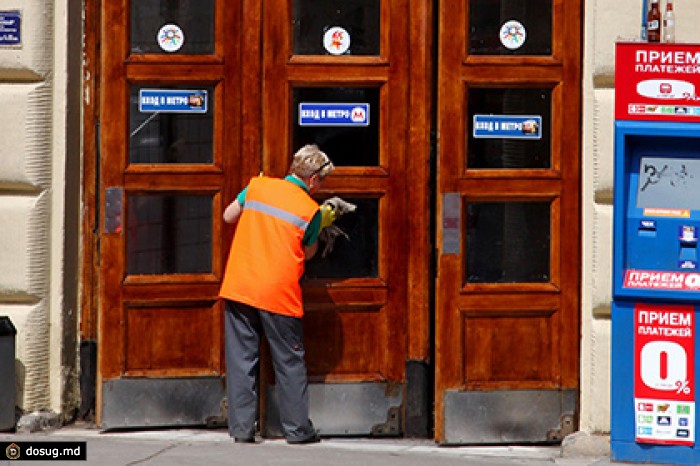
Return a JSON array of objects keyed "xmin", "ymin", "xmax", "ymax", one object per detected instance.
[
  {"xmin": 286, "ymin": 431, "xmax": 320, "ymax": 444},
  {"xmin": 234, "ymin": 436, "xmax": 256, "ymax": 444}
]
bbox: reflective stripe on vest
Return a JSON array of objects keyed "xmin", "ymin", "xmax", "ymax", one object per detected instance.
[{"xmin": 244, "ymin": 200, "xmax": 310, "ymax": 231}]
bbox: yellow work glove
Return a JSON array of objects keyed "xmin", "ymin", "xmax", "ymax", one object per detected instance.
[{"xmin": 319, "ymin": 204, "xmax": 336, "ymax": 230}]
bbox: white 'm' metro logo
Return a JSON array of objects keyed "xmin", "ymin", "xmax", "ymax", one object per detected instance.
[
  {"xmin": 685, "ymin": 273, "xmax": 700, "ymax": 288},
  {"xmin": 351, "ymin": 107, "xmax": 367, "ymax": 123}
]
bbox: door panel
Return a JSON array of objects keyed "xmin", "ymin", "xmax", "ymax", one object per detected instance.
[
  {"xmin": 260, "ymin": 0, "xmax": 411, "ymax": 436},
  {"xmin": 98, "ymin": 0, "xmax": 242, "ymax": 428},
  {"xmin": 436, "ymin": 0, "xmax": 582, "ymax": 443}
]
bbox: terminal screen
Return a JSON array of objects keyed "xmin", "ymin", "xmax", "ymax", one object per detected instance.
[{"xmin": 636, "ymin": 156, "xmax": 700, "ymax": 210}]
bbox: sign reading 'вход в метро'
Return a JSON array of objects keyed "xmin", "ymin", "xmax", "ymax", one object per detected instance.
[
  {"xmin": 139, "ymin": 89, "xmax": 208, "ymax": 114},
  {"xmin": 472, "ymin": 114, "xmax": 542, "ymax": 140},
  {"xmin": 298, "ymin": 103, "xmax": 369, "ymax": 126}
]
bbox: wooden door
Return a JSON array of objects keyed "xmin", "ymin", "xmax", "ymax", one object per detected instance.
[
  {"xmin": 259, "ymin": 0, "xmax": 413, "ymax": 436},
  {"xmin": 435, "ymin": 0, "xmax": 582, "ymax": 443},
  {"xmin": 97, "ymin": 0, "xmax": 252, "ymax": 428}
]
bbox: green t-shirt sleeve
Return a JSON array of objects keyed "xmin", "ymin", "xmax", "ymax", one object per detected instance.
[
  {"xmin": 303, "ymin": 209, "xmax": 322, "ymax": 246},
  {"xmin": 236, "ymin": 187, "xmax": 248, "ymax": 206}
]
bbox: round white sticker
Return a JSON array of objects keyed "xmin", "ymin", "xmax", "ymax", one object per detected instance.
[
  {"xmin": 157, "ymin": 24, "xmax": 185, "ymax": 52},
  {"xmin": 323, "ymin": 26, "xmax": 351, "ymax": 55},
  {"xmin": 351, "ymin": 106, "xmax": 367, "ymax": 123},
  {"xmin": 499, "ymin": 20, "xmax": 526, "ymax": 50}
]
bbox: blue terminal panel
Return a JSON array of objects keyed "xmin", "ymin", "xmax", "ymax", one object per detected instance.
[
  {"xmin": 614, "ymin": 121, "xmax": 700, "ymax": 302},
  {"xmin": 612, "ymin": 121, "xmax": 700, "ymax": 465}
]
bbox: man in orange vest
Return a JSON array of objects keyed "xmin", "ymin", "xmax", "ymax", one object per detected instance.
[{"xmin": 219, "ymin": 144, "xmax": 336, "ymax": 444}]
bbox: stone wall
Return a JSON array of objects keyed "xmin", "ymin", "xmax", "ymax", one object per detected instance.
[{"xmin": 0, "ymin": 0, "xmax": 80, "ymax": 422}]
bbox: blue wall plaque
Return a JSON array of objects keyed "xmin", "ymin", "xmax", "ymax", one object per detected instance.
[{"xmin": 0, "ymin": 11, "xmax": 21, "ymax": 46}]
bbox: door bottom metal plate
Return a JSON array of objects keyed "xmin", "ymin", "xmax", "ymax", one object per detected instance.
[
  {"xmin": 265, "ymin": 382, "xmax": 403, "ymax": 437},
  {"xmin": 101, "ymin": 377, "xmax": 225, "ymax": 430},
  {"xmin": 443, "ymin": 389, "xmax": 577, "ymax": 444}
]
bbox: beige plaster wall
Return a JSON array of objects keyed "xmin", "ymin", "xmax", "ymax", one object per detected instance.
[
  {"xmin": 0, "ymin": 0, "xmax": 79, "ymax": 419},
  {"xmin": 0, "ymin": 0, "xmax": 54, "ymax": 415}
]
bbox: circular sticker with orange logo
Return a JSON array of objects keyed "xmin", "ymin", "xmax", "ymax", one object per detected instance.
[{"xmin": 323, "ymin": 26, "xmax": 350, "ymax": 55}]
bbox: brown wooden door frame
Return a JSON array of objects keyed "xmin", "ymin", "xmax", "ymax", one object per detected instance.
[
  {"xmin": 81, "ymin": 0, "xmax": 100, "ymax": 355},
  {"xmin": 79, "ymin": 0, "xmax": 100, "ymax": 421},
  {"xmin": 83, "ymin": 0, "xmax": 433, "ymax": 431},
  {"xmin": 435, "ymin": 0, "xmax": 582, "ymax": 443},
  {"xmin": 257, "ymin": 0, "xmax": 433, "ymax": 437},
  {"xmin": 94, "ymin": 0, "xmax": 249, "ymax": 427}
]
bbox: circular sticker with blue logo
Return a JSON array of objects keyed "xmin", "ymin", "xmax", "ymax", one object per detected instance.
[
  {"xmin": 157, "ymin": 23, "xmax": 185, "ymax": 52},
  {"xmin": 499, "ymin": 20, "xmax": 526, "ymax": 50}
]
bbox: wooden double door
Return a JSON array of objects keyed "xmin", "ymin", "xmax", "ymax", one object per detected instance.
[{"xmin": 91, "ymin": 0, "xmax": 581, "ymax": 443}]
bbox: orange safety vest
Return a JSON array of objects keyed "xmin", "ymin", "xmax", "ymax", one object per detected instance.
[{"xmin": 219, "ymin": 176, "xmax": 319, "ymax": 318}]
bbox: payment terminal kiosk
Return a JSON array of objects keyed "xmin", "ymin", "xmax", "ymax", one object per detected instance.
[{"xmin": 611, "ymin": 43, "xmax": 700, "ymax": 464}]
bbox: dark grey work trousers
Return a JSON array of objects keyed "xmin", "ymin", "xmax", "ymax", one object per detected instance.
[{"xmin": 224, "ymin": 299, "xmax": 315, "ymax": 441}]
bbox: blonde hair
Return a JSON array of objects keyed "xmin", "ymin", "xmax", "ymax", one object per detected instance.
[{"xmin": 289, "ymin": 144, "xmax": 334, "ymax": 179}]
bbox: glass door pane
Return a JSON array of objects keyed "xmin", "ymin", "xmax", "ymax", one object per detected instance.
[
  {"xmin": 304, "ymin": 197, "xmax": 379, "ymax": 278},
  {"xmin": 467, "ymin": 87, "xmax": 551, "ymax": 169},
  {"xmin": 469, "ymin": 0, "xmax": 552, "ymax": 55},
  {"xmin": 292, "ymin": 87, "xmax": 380, "ymax": 166},
  {"xmin": 293, "ymin": 0, "xmax": 380, "ymax": 55},
  {"xmin": 127, "ymin": 194, "xmax": 213, "ymax": 275},
  {"xmin": 129, "ymin": 86, "xmax": 214, "ymax": 164},
  {"xmin": 131, "ymin": 0, "xmax": 215, "ymax": 54},
  {"xmin": 465, "ymin": 201, "xmax": 551, "ymax": 283}
]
